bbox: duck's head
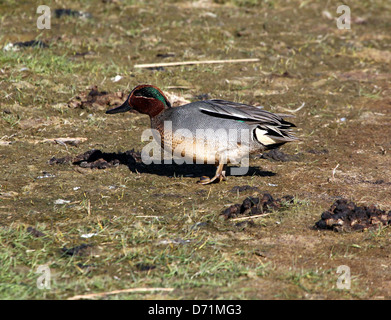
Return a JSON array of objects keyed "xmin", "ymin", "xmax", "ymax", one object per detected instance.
[{"xmin": 106, "ymin": 84, "xmax": 171, "ymax": 118}]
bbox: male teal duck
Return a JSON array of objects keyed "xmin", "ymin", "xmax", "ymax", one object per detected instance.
[{"xmin": 106, "ymin": 84, "xmax": 297, "ymax": 184}]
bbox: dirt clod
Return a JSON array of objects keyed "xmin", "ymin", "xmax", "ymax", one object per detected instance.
[
  {"xmin": 307, "ymin": 148, "xmax": 329, "ymax": 155},
  {"xmin": 55, "ymin": 9, "xmax": 92, "ymax": 19},
  {"xmin": 13, "ymin": 40, "xmax": 48, "ymax": 49},
  {"xmin": 14, "ymin": 40, "xmax": 49, "ymax": 48},
  {"xmin": 230, "ymin": 185, "xmax": 260, "ymax": 193},
  {"xmin": 156, "ymin": 53, "xmax": 176, "ymax": 58},
  {"xmin": 67, "ymin": 86, "xmax": 128, "ymax": 111},
  {"xmin": 315, "ymin": 199, "xmax": 391, "ymax": 232},
  {"xmin": 234, "ymin": 220, "xmax": 256, "ymax": 229},
  {"xmin": 221, "ymin": 193, "xmax": 294, "ymax": 220},
  {"xmin": 135, "ymin": 263, "xmax": 156, "ymax": 271},
  {"xmin": 27, "ymin": 227, "xmax": 46, "ymax": 238},
  {"xmin": 61, "ymin": 244, "xmax": 92, "ymax": 256},
  {"xmin": 3, "ymin": 40, "xmax": 48, "ymax": 52},
  {"xmin": 49, "ymin": 149, "xmax": 141, "ymax": 169},
  {"xmin": 48, "ymin": 156, "xmax": 72, "ymax": 165}
]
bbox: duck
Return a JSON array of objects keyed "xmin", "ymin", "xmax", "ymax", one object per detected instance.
[{"xmin": 106, "ymin": 84, "xmax": 297, "ymax": 184}]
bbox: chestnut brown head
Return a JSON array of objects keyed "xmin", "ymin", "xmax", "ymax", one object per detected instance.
[{"xmin": 106, "ymin": 84, "xmax": 171, "ymax": 118}]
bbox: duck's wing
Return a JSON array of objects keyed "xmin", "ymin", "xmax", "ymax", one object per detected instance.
[
  {"xmin": 198, "ymin": 99, "xmax": 298, "ymax": 142},
  {"xmin": 200, "ymin": 100, "xmax": 291, "ymax": 125}
]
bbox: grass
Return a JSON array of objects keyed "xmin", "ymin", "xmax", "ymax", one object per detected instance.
[
  {"xmin": 0, "ymin": 50, "xmax": 74, "ymax": 75},
  {"xmin": 0, "ymin": 185, "xmax": 366, "ymax": 300},
  {"xmin": 1, "ymin": 113, "xmax": 20, "ymax": 127},
  {"xmin": 0, "ymin": 225, "xmax": 53, "ymax": 299},
  {"xmin": 0, "ymin": 217, "xmax": 273, "ymax": 299}
]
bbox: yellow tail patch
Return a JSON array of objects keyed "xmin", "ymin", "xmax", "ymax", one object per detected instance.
[{"xmin": 255, "ymin": 128, "xmax": 278, "ymax": 145}]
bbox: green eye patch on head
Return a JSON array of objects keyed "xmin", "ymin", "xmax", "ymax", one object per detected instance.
[{"xmin": 134, "ymin": 86, "xmax": 171, "ymax": 107}]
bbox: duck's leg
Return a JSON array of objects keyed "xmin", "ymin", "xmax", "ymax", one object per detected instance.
[
  {"xmin": 199, "ymin": 163, "xmax": 227, "ymax": 185},
  {"xmin": 221, "ymin": 164, "xmax": 227, "ymax": 181}
]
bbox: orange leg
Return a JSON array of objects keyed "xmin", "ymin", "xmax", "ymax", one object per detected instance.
[{"xmin": 198, "ymin": 163, "xmax": 227, "ymax": 185}]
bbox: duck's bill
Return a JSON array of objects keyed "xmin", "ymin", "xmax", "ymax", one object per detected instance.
[{"xmin": 106, "ymin": 100, "xmax": 132, "ymax": 114}]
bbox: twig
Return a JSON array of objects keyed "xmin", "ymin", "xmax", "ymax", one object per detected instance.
[
  {"xmin": 165, "ymin": 86, "xmax": 192, "ymax": 90},
  {"xmin": 67, "ymin": 287, "xmax": 174, "ymax": 300},
  {"xmin": 134, "ymin": 58, "xmax": 260, "ymax": 69},
  {"xmin": 135, "ymin": 215, "xmax": 161, "ymax": 219},
  {"xmin": 231, "ymin": 213, "xmax": 271, "ymax": 221},
  {"xmin": 41, "ymin": 137, "xmax": 88, "ymax": 146},
  {"xmin": 279, "ymin": 102, "xmax": 306, "ymax": 113},
  {"xmin": 87, "ymin": 199, "xmax": 91, "ymax": 216},
  {"xmin": 332, "ymin": 163, "xmax": 340, "ymax": 180}
]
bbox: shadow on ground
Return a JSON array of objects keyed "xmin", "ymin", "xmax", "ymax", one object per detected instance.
[{"xmin": 50, "ymin": 149, "xmax": 276, "ymax": 179}]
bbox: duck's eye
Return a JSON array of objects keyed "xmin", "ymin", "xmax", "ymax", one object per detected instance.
[{"xmin": 134, "ymin": 91, "xmax": 145, "ymax": 97}]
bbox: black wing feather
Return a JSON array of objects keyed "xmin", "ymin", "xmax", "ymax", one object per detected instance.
[{"xmin": 198, "ymin": 99, "xmax": 298, "ymax": 142}]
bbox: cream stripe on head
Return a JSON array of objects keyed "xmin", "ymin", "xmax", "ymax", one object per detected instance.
[{"xmin": 254, "ymin": 128, "xmax": 279, "ymax": 145}]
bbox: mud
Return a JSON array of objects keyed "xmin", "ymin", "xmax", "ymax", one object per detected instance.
[
  {"xmin": 61, "ymin": 244, "xmax": 93, "ymax": 257},
  {"xmin": 26, "ymin": 227, "xmax": 46, "ymax": 238},
  {"xmin": 315, "ymin": 199, "xmax": 391, "ymax": 232},
  {"xmin": 13, "ymin": 40, "xmax": 48, "ymax": 49},
  {"xmin": 3, "ymin": 40, "xmax": 48, "ymax": 51},
  {"xmin": 156, "ymin": 53, "xmax": 176, "ymax": 59},
  {"xmin": 258, "ymin": 149, "xmax": 303, "ymax": 162},
  {"xmin": 54, "ymin": 9, "xmax": 92, "ymax": 19}
]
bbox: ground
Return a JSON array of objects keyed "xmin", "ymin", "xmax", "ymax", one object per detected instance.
[{"xmin": 0, "ymin": 0, "xmax": 391, "ymax": 299}]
